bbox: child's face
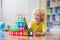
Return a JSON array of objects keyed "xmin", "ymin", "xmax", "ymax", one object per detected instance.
[
  {"xmin": 33, "ymin": 12, "xmax": 41, "ymax": 22},
  {"xmin": 33, "ymin": 11, "xmax": 44, "ymax": 22}
]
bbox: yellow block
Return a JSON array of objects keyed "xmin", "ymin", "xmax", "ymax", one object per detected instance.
[{"xmin": 24, "ymin": 32, "xmax": 28, "ymax": 36}]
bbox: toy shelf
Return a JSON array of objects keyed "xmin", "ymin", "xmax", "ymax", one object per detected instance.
[{"xmin": 46, "ymin": 0, "xmax": 60, "ymax": 31}]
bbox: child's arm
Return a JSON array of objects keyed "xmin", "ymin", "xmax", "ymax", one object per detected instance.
[
  {"xmin": 35, "ymin": 22, "xmax": 46, "ymax": 36},
  {"xmin": 35, "ymin": 32, "xmax": 46, "ymax": 36}
]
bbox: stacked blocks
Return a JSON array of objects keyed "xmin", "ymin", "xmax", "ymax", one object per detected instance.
[
  {"xmin": 10, "ymin": 13, "xmax": 24, "ymax": 36},
  {"xmin": 17, "ymin": 13, "xmax": 24, "ymax": 36},
  {"xmin": 17, "ymin": 13, "xmax": 25, "ymax": 28},
  {"xmin": 9, "ymin": 13, "xmax": 34, "ymax": 36},
  {"xmin": 24, "ymin": 25, "xmax": 28, "ymax": 36}
]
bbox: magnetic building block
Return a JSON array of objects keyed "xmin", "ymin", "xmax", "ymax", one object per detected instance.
[
  {"xmin": 12, "ymin": 25, "xmax": 18, "ymax": 31},
  {"xmin": 18, "ymin": 13, "xmax": 23, "ymax": 18},
  {"xmin": 18, "ymin": 27, "xmax": 24, "ymax": 32},
  {"xmin": 28, "ymin": 28, "xmax": 33, "ymax": 36},
  {"xmin": 18, "ymin": 18, "xmax": 24, "ymax": 22},
  {"xmin": 9, "ymin": 31, "xmax": 23, "ymax": 36},
  {"xmin": 24, "ymin": 30, "xmax": 28, "ymax": 36},
  {"xmin": 17, "ymin": 22, "xmax": 25, "ymax": 28}
]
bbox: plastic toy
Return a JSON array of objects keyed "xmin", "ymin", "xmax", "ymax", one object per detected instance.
[
  {"xmin": 5, "ymin": 23, "xmax": 11, "ymax": 32},
  {"xmin": 0, "ymin": 21, "xmax": 5, "ymax": 40},
  {"xmin": 18, "ymin": 27, "xmax": 24, "ymax": 32},
  {"xmin": 28, "ymin": 28, "xmax": 33, "ymax": 36},
  {"xmin": 10, "ymin": 31, "xmax": 23, "ymax": 36},
  {"xmin": 23, "ymin": 24, "xmax": 28, "ymax": 36},
  {"xmin": 18, "ymin": 13, "xmax": 23, "ymax": 18},
  {"xmin": 17, "ymin": 22, "xmax": 25, "ymax": 28},
  {"xmin": 18, "ymin": 18, "xmax": 24, "ymax": 22},
  {"xmin": 0, "ymin": 21, "xmax": 5, "ymax": 29},
  {"xmin": 11, "ymin": 24, "xmax": 18, "ymax": 31},
  {"xmin": 24, "ymin": 30, "xmax": 28, "ymax": 36}
]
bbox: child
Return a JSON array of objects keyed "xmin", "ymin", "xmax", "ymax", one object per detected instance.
[{"xmin": 29, "ymin": 8, "xmax": 46, "ymax": 36}]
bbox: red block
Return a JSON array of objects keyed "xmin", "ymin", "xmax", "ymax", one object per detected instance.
[
  {"xmin": 17, "ymin": 32, "xmax": 23, "ymax": 36},
  {"xmin": 9, "ymin": 31, "xmax": 23, "ymax": 36},
  {"xmin": 24, "ymin": 26, "xmax": 28, "ymax": 30},
  {"xmin": 13, "ymin": 32, "xmax": 17, "ymax": 36}
]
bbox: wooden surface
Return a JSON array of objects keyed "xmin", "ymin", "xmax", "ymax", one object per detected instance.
[{"xmin": 0, "ymin": 31, "xmax": 60, "ymax": 40}]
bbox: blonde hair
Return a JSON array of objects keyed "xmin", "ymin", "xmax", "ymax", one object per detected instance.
[{"xmin": 32, "ymin": 8, "xmax": 45, "ymax": 15}]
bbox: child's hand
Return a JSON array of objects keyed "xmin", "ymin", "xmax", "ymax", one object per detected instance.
[{"xmin": 35, "ymin": 32, "xmax": 46, "ymax": 36}]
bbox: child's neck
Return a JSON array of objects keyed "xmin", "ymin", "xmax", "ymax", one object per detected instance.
[
  {"xmin": 35, "ymin": 21, "xmax": 41, "ymax": 25},
  {"xmin": 35, "ymin": 20, "xmax": 44, "ymax": 25}
]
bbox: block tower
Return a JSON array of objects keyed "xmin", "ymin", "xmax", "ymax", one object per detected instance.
[{"xmin": 10, "ymin": 13, "xmax": 24, "ymax": 36}]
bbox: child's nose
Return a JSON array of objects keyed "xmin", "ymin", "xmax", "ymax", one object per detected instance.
[{"xmin": 34, "ymin": 16, "xmax": 37, "ymax": 19}]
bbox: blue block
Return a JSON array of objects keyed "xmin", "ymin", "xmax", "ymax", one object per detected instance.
[{"xmin": 17, "ymin": 22, "xmax": 25, "ymax": 28}]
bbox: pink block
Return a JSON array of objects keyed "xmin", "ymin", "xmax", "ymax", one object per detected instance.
[
  {"xmin": 9, "ymin": 32, "xmax": 13, "ymax": 36},
  {"xmin": 18, "ymin": 13, "xmax": 23, "ymax": 18}
]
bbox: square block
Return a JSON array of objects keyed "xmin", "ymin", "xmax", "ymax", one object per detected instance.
[
  {"xmin": 24, "ymin": 26, "xmax": 28, "ymax": 30},
  {"xmin": 18, "ymin": 14, "xmax": 23, "ymax": 18},
  {"xmin": 18, "ymin": 18, "xmax": 24, "ymax": 22},
  {"xmin": 18, "ymin": 22, "xmax": 25, "ymax": 27},
  {"xmin": 23, "ymin": 32, "xmax": 28, "ymax": 36},
  {"xmin": 28, "ymin": 32, "xmax": 33, "ymax": 36},
  {"xmin": 18, "ymin": 27, "xmax": 24, "ymax": 32},
  {"xmin": 13, "ymin": 32, "xmax": 17, "ymax": 36},
  {"xmin": 17, "ymin": 32, "xmax": 23, "ymax": 36}
]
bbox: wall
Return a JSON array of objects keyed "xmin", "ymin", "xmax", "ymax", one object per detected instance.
[
  {"xmin": 2, "ymin": 0, "xmax": 40, "ymax": 25},
  {"xmin": 40, "ymin": 0, "xmax": 47, "ymax": 13},
  {"xmin": 0, "ymin": 0, "xmax": 2, "ymax": 20}
]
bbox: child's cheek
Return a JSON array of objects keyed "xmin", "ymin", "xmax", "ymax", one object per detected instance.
[{"xmin": 34, "ymin": 16, "xmax": 37, "ymax": 20}]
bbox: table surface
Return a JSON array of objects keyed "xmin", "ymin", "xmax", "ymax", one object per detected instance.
[{"xmin": 0, "ymin": 31, "xmax": 60, "ymax": 40}]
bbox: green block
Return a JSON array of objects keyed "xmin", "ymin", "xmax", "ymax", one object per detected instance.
[
  {"xmin": 17, "ymin": 18, "xmax": 24, "ymax": 22},
  {"xmin": 12, "ymin": 25, "xmax": 18, "ymax": 31}
]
